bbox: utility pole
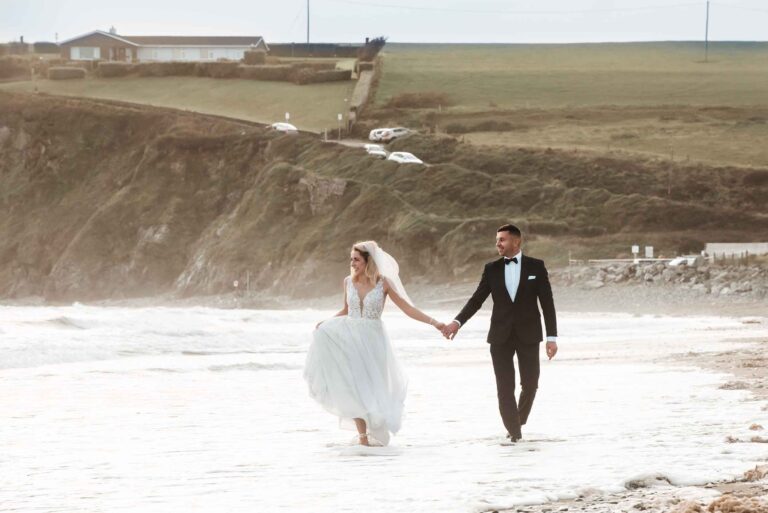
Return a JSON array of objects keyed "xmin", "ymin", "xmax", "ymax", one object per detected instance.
[
  {"xmin": 307, "ymin": 0, "xmax": 310, "ymax": 45},
  {"xmin": 704, "ymin": 0, "xmax": 710, "ymax": 62}
]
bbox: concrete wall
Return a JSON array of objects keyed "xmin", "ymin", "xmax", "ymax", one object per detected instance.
[{"xmin": 705, "ymin": 242, "xmax": 768, "ymax": 256}]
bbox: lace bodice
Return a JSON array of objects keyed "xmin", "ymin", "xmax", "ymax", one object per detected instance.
[{"xmin": 347, "ymin": 277, "xmax": 385, "ymax": 319}]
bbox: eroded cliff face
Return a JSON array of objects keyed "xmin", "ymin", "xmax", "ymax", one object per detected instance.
[
  {"xmin": 1, "ymin": 93, "xmax": 766, "ymax": 303},
  {"xmin": 0, "ymin": 94, "xmax": 365, "ymax": 301}
]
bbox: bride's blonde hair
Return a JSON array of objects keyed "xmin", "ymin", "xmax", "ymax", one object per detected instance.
[{"xmin": 351, "ymin": 241, "xmax": 380, "ymax": 284}]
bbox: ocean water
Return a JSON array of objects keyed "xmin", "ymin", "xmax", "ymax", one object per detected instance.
[{"xmin": 1, "ymin": 305, "xmax": 766, "ymax": 513}]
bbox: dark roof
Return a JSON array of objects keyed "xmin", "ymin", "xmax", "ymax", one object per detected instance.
[
  {"xmin": 123, "ymin": 36, "xmax": 265, "ymax": 46},
  {"xmin": 59, "ymin": 31, "xmax": 266, "ymax": 48}
]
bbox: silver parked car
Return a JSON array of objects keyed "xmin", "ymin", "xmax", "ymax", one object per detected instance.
[
  {"xmin": 368, "ymin": 128, "xmax": 390, "ymax": 141},
  {"xmin": 379, "ymin": 127, "xmax": 411, "ymax": 143},
  {"xmin": 364, "ymin": 143, "xmax": 388, "ymax": 159}
]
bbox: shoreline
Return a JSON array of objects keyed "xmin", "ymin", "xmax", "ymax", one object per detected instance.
[
  {"xmin": 497, "ymin": 322, "xmax": 768, "ymax": 513},
  {"xmin": 3, "ymin": 280, "xmax": 766, "ymax": 318},
  {"xmin": 1, "ymin": 285, "xmax": 766, "ymax": 511}
]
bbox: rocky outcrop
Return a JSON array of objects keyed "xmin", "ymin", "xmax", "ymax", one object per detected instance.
[{"xmin": 555, "ymin": 262, "xmax": 768, "ymax": 299}]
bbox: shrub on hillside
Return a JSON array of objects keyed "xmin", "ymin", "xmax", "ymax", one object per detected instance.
[
  {"xmin": 48, "ymin": 67, "xmax": 86, "ymax": 80},
  {"xmin": 385, "ymin": 91, "xmax": 452, "ymax": 109},
  {"xmin": 238, "ymin": 64, "xmax": 293, "ymax": 81},
  {"xmin": 64, "ymin": 60, "xmax": 98, "ymax": 71},
  {"xmin": 97, "ymin": 62, "xmax": 134, "ymax": 78},
  {"xmin": 289, "ymin": 61, "xmax": 337, "ymax": 72},
  {"xmin": 445, "ymin": 123, "xmax": 468, "ymax": 134},
  {"xmin": 33, "ymin": 42, "xmax": 59, "ymax": 54},
  {"xmin": 292, "ymin": 69, "xmax": 352, "ymax": 85},
  {"xmin": 744, "ymin": 170, "xmax": 768, "ymax": 187},
  {"xmin": 445, "ymin": 119, "xmax": 520, "ymax": 134},
  {"xmin": 528, "ymin": 220, "xmax": 570, "ymax": 235},
  {"xmin": 135, "ymin": 61, "xmax": 197, "ymax": 77},
  {"xmin": 196, "ymin": 61, "xmax": 240, "ymax": 78},
  {"xmin": 243, "ymin": 50, "xmax": 267, "ymax": 65},
  {"xmin": 357, "ymin": 36, "xmax": 387, "ymax": 61},
  {"xmin": 576, "ymin": 225, "xmax": 608, "ymax": 237},
  {"xmin": 355, "ymin": 60, "xmax": 374, "ymax": 73},
  {"xmin": 0, "ymin": 56, "xmax": 29, "ymax": 79},
  {"xmin": 675, "ymin": 236, "xmax": 706, "ymax": 254},
  {"xmin": 31, "ymin": 58, "xmax": 65, "ymax": 76}
]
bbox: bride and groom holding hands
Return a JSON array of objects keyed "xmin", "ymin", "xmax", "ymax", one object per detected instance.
[{"xmin": 304, "ymin": 223, "xmax": 558, "ymax": 446}]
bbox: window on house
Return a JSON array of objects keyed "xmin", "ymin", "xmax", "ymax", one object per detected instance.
[{"xmin": 79, "ymin": 47, "xmax": 94, "ymax": 59}]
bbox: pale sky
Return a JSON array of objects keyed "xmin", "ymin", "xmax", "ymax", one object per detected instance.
[{"xmin": 2, "ymin": 0, "xmax": 767, "ymax": 44}]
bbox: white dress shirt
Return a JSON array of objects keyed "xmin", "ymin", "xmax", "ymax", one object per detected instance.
[{"xmin": 504, "ymin": 250, "xmax": 523, "ymax": 302}]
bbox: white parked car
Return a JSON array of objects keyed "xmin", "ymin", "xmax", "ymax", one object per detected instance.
[
  {"xmin": 363, "ymin": 144, "xmax": 388, "ymax": 158},
  {"xmin": 379, "ymin": 127, "xmax": 411, "ymax": 143},
  {"xmin": 270, "ymin": 122, "xmax": 298, "ymax": 133},
  {"xmin": 367, "ymin": 149, "xmax": 389, "ymax": 159},
  {"xmin": 387, "ymin": 152, "xmax": 423, "ymax": 164},
  {"xmin": 368, "ymin": 128, "xmax": 390, "ymax": 141},
  {"xmin": 668, "ymin": 255, "xmax": 700, "ymax": 267}
]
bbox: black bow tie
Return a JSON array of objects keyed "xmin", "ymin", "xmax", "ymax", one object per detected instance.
[{"xmin": 504, "ymin": 257, "xmax": 518, "ymax": 265}]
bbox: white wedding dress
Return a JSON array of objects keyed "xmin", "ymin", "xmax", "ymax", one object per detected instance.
[{"xmin": 304, "ymin": 277, "xmax": 408, "ymax": 446}]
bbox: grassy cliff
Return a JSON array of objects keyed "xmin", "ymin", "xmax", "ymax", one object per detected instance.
[{"xmin": 1, "ymin": 93, "xmax": 766, "ymax": 302}]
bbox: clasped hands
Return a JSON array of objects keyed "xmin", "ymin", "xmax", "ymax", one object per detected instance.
[
  {"xmin": 434, "ymin": 320, "xmax": 459, "ymax": 340},
  {"xmin": 435, "ymin": 321, "xmax": 558, "ymax": 360}
]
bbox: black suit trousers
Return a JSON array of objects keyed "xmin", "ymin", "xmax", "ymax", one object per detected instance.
[{"xmin": 489, "ymin": 332, "xmax": 540, "ymax": 439}]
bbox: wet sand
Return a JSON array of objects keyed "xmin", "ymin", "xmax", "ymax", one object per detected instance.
[{"xmin": 494, "ymin": 320, "xmax": 768, "ymax": 513}]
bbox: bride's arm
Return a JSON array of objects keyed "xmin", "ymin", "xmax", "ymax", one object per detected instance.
[
  {"xmin": 316, "ymin": 278, "xmax": 348, "ymax": 329},
  {"xmin": 335, "ymin": 277, "xmax": 349, "ymax": 317},
  {"xmin": 383, "ymin": 278, "xmax": 443, "ymax": 329}
]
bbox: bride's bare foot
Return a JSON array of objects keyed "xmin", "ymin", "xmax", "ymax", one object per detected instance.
[{"xmin": 358, "ymin": 433, "xmax": 371, "ymax": 446}]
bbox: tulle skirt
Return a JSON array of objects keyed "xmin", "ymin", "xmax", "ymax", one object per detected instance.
[{"xmin": 303, "ymin": 316, "xmax": 408, "ymax": 446}]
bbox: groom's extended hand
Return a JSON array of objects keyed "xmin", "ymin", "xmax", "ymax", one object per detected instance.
[
  {"xmin": 546, "ymin": 341, "xmax": 558, "ymax": 360},
  {"xmin": 441, "ymin": 321, "xmax": 460, "ymax": 340}
]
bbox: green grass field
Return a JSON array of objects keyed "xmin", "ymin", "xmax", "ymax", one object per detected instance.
[
  {"xmin": 376, "ymin": 42, "xmax": 768, "ymax": 109},
  {"xmin": 0, "ymin": 75, "xmax": 357, "ymax": 133},
  {"xmin": 370, "ymin": 42, "xmax": 768, "ymax": 167}
]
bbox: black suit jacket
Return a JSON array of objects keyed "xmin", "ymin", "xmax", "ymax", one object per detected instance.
[{"xmin": 455, "ymin": 255, "xmax": 557, "ymax": 345}]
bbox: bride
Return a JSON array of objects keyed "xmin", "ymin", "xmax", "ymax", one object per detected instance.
[{"xmin": 304, "ymin": 240, "xmax": 445, "ymax": 446}]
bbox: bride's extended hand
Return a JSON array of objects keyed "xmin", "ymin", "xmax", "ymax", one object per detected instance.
[{"xmin": 434, "ymin": 321, "xmax": 446, "ymax": 332}]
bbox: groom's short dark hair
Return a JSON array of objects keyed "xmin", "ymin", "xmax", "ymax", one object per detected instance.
[{"xmin": 497, "ymin": 224, "xmax": 522, "ymax": 238}]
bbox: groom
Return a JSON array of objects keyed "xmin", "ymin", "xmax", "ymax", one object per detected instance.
[{"xmin": 442, "ymin": 224, "xmax": 558, "ymax": 442}]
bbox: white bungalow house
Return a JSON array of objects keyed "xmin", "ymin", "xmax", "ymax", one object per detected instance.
[{"xmin": 59, "ymin": 30, "xmax": 268, "ymax": 62}]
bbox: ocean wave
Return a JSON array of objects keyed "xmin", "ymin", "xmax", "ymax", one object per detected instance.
[
  {"xmin": 25, "ymin": 316, "xmax": 88, "ymax": 329},
  {"xmin": 182, "ymin": 350, "xmax": 260, "ymax": 356},
  {"xmin": 145, "ymin": 330, "xmax": 211, "ymax": 338},
  {"xmin": 207, "ymin": 362, "xmax": 300, "ymax": 372},
  {"xmin": 623, "ymin": 473, "xmax": 674, "ymax": 489}
]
